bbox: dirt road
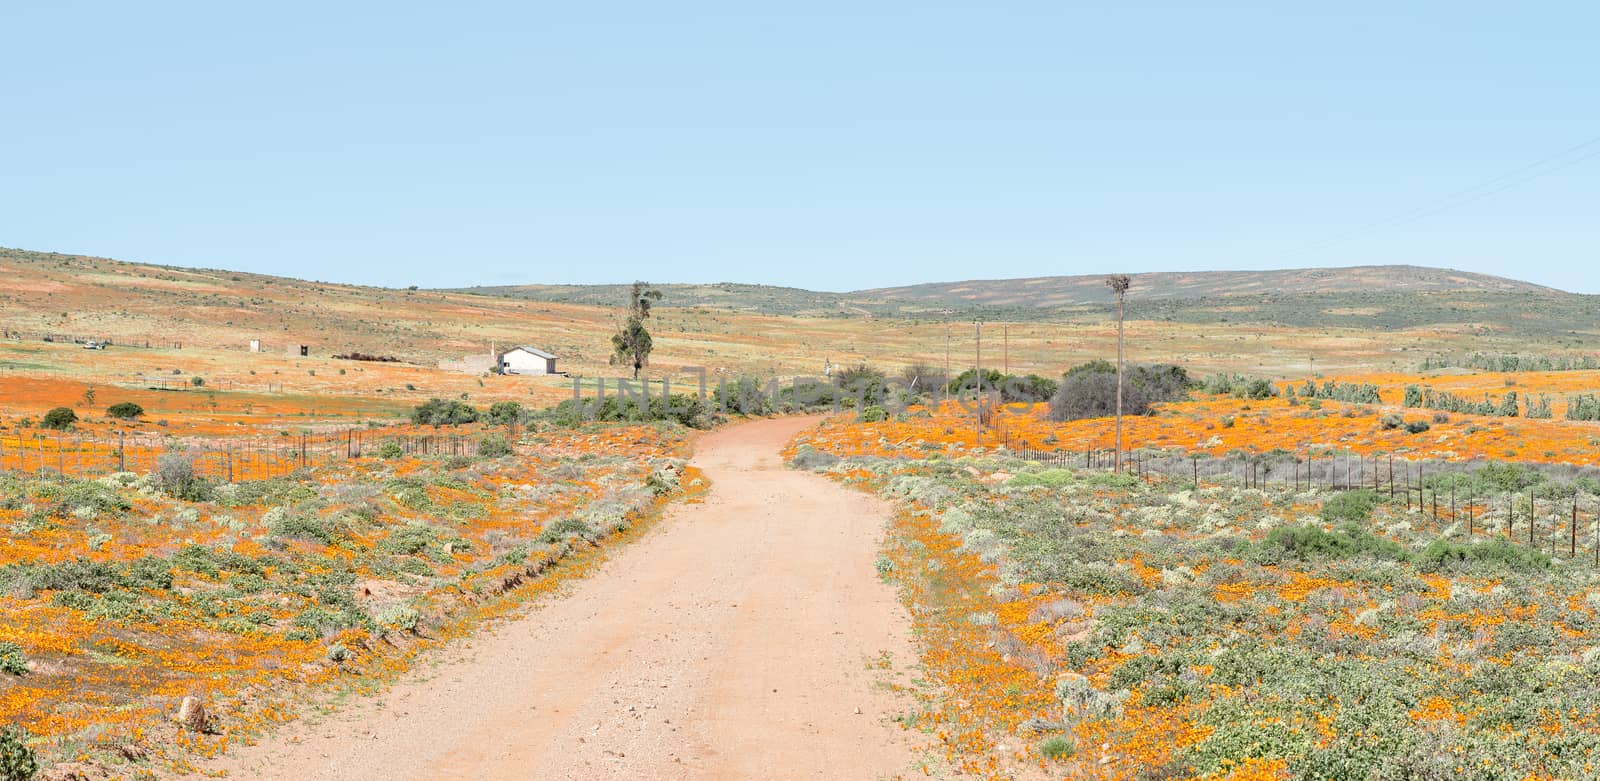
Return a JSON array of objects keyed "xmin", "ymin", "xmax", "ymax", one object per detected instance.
[{"xmin": 210, "ymin": 416, "xmax": 918, "ymax": 780}]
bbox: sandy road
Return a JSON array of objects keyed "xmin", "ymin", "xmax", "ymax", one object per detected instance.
[{"xmin": 209, "ymin": 416, "xmax": 917, "ymax": 780}]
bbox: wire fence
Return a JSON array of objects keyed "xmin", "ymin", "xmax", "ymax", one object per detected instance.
[
  {"xmin": 1012, "ymin": 446, "xmax": 1600, "ymax": 563},
  {"xmin": 0, "ymin": 423, "xmax": 520, "ymax": 483}
]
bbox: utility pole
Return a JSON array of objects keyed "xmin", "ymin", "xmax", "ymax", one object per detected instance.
[
  {"xmin": 944, "ymin": 320, "xmax": 951, "ymax": 404},
  {"xmin": 974, "ymin": 320, "xmax": 984, "ymax": 440},
  {"xmin": 1003, "ymin": 324, "xmax": 1009, "ymax": 374},
  {"xmin": 1107, "ymin": 275, "xmax": 1131, "ymax": 474},
  {"xmin": 974, "ymin": 321, "xmax": 982, "ymax": 381}
]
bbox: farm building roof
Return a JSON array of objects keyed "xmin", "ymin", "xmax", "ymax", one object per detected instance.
[{"xmin": 503, "ymin": 346, "xmax": 557, "ymax": 359}]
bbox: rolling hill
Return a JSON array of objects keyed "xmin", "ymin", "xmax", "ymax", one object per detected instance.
[
  {"xmin": 454, "ymin": 265, "xmax": 1594, "ymax": 337},
  {"xmin": 5, "ymin": 246, "xmax": 1597, "ymax": 379},
  {"xmin": 859, "ymin": 265, "xmax": 1559, "ymax": 307}
]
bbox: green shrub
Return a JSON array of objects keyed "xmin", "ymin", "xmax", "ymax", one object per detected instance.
[
  {"xmin": 378, "ymin": 440, "xmax": 404, "ymax": 459},
  {"xmin": 40, "ymin": 407, "xmax": 76, "ymax": 430},
  {"xmin": 1049, "ymin": 363, "xmax": 1192, "ymax": 421},
  {"xmin": 5, "ymin": 557, "xmax": 172, "ymax": 596},
  {"xmin": 1319, "ymin": 490, "xmax": 1383, "ymax": 525},
  {"xmin": 386, "ymin": 478, "xmax": 434, "ymax": 511},
  {"xmin": 1379, "ymin": 413, "xmax": 1403, "ymax": 430},
  {"xmin": 1475, "ymin": 463, "xmax": 1545, "ymax": 492},
  {"xmin": 1261, "ymin": 522, "xmax": 1403, "ymax": 561},
  {"xmin": 549, "ymin": 393, "xmax": 708, "ymax": 428},
  {"xmin": 1007, "ymin": 470, "xmax": 1078, "ymax": 488},
  {"xmin": 377, "ymin": 604, "xmax": 421, "ymax": 632},
  {"xmin": 1003, "ymin": 374, "xmax": 1060, "ymax": 403},
  {"xmin": 713, "ymin": 377, "xmax": 777, "ymax": 415},
  {"xmin": 478, "ymin": 434, "xmax": 513, "ymax": 458},
  {"xmin": 411, "ymin": 398, "xmax": 479, "ymax": 426},
  {"xmin": 1418, "ymin": 538, "xmax": 1551, "ymax": 573},
  {"xmin": 1404, "ymin": 419, "xmax": 1431, "ymax": 434},
  {"xmin": 0, "ymin": 643, "xmax": 26, "ymax": 676},
  {"xmin": 215, "ymin": 478, "xmax": 316, "ymax": 507},
  {"xmin": 105, "ymin": 402, "xmax": 145, "ymax": 420},
  {"xmin": 1038, "ymin": 735, "xmax": 1075, "ymax": 760},
  {"xmin": 190, "ymin": 376, "xmax": 205, "ymax": 387},
  {"xmin": 539, "ymin": 517, "xmax": 593, "ymax": 544},
  {"xmin": 0, "ymin": 724, "xmax": 38, "ymax": 781},
  {"xmin": 269, "ymin": 511, "xmax": 341, "ymax": 545},
  {"xmin": 486, "ymin": 401, "xmax": 523, "ymax": 425},
  {"xmin": 156, "ymin": 450, "xmax": 210, "ymax": 501},
  {"xmin": 857, "ymin": 405, "xmax": 888, "ymax": 423}
]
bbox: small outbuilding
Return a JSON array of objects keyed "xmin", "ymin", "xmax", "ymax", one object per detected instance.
[{"xmin": 499, "ymin": 346, "xmax": 558, "ymax": 376}]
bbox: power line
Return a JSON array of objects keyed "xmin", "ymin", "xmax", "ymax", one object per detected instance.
[{"xmin": 1278, "ymin": 130, "xmax": 1600, "ymax": 262}]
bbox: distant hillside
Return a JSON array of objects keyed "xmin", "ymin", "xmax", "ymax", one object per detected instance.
[
  {"xmin": 454, "ymin": 265, "xmax": 1594, "ymax": 335},
  {"xmin": 6, "ymin": 247, "xmax": 1596, "ymax": 378},
  {"xmin": 456, "ymin": 282, "xmax": 878, "ymax": 317},
  {"xmin": 0, "ymin": 247, "xmax": 619, "ymax": 365},
  {"xmin": 859, "ymin": 266, "xmax": 1560, "ymax": 308}
]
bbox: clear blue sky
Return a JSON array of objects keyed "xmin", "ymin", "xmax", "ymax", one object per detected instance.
[{"xmin": 3, "ymin": 2, "xmax": 1596, "ymax": 292}]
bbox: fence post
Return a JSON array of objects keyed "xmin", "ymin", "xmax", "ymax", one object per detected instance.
[
  {"xmin": 1529, "ymin": 492, "xmax": 1535, "ymax": 546},
  {"xmin": 1573, "ymin": 492, "xmax": 1580, "ymax": 558},
  {"xmin": 1467, "ymin": 488, "xmax": 1474, "ymax": 537}
]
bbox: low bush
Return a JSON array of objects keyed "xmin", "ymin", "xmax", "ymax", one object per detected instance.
[
  {"xmin": 712, "ymin": 377, "xmax": 776, "ymax": 416},
  {"xmin": 1037, "ymin": 735, "xmax": 1075, "ymax": 760},
  {"xmin": 156, "ymin": 450, "xmax": 210, "ymax": 501},
  {"xmin": 857, "ymin": 405, "xmax": 888, "ymax": 423},
  {"xmin": 900, "ymin": 363, "xmax": 949, "ymax": 395},
  {"xmin": 478, "ymin": 435, "xmax": 514, "ymax": 458},
  {"xmin": 376, "ymin": 604, "xmax": 421, "ymax": 632},
  {"xmin": 411, "ymin": 398, "xmax": 479, "ymax": 426},
  {"xmin": 1049, "ymin": 362, "xmax": 1192, "ymax": 421},
  {"xmin": 0, "ymin": 643, "xmax": 26, "ymax": 676},
  {"xmin": 549, "ymin": 393, "xmax": 708, "ymax": 428},
  {"xmin": 41, "ymin": 407, "xmax": 76, "ymax": 430},
  {"xmin": 1320, "ymin": 490, "xmax": 1383, "ymax": 524},
  {"xmin": 268, "ymin": 510, "xmax": 343, "ymax": 546},
  {"xmin": 1259, "ymin": 522, "xmax": 1405, "ymax": 561},
  {"xmin": 0, "ymin": 724, "xmax": 38, "ymax": 781},
  {"xmin": 105, "ymin": 402, "xmax": 145, "ymax": 420},
  {"xmin": 1404, "ymin": 419, "xmax": 1431, "ymax": 434},
  {"xmin": 1417, "ymin": 538, "xmax": 1551, "ymax": 573},
  {"xmin": 538, "ymin": 517, "xmax": 593, "ymax": 544},
  {"xmin": 486, "ymin": 401, "xmax": 523, "ymax": 425}
]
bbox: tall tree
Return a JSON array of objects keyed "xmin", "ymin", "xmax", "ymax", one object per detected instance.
[
  {"xmin": 611, "ymin": 282, "xmax": 663, "ymax": 379},
  {"xmin": 1106, "ymin": 274, "xmax": 1131, "ymax": 473}
]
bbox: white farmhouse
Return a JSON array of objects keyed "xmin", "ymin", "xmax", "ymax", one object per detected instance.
[{"xmin": 499, "ymin": 346, "xmax": 558, "ymax": 375}]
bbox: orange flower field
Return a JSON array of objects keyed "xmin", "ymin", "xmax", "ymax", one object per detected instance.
[
  {"xmin": 786, "ymin": 370, "xmax": 1600, "ymax": 780},
  {"xmin": 803, "ymin": 373, "xmax": 1600, "ymax": 468},
  {"xmin": 0, "ymin": 419, "xmax": 697, "ymax": 775}
]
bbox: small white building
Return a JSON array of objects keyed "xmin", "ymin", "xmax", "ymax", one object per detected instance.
[{"xmin": 499, "ymin": 346, "xmax": 558, "ymax": 375}]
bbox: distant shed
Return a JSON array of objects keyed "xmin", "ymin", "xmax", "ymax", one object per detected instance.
[{"xmin": 499, "ymin": 346, "xmax": 558, "ymax": 375}]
